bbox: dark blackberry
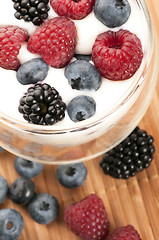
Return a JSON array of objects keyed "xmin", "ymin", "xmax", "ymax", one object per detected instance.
[
  {"xmin": 12, "ymin": 0, "xmax": 50, "ymax": 26},
  {"xmin": 100, "ymin": 127, "xmax": 155, "ymax": 179},
  {"xmin": 18, "ymin": 83, "xmax": 66, "ymax": 125}
]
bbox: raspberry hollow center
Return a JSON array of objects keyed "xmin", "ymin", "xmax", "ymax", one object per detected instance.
[
  {"xmin": 108, "ymin": 37, "xmax": 123, "ymax": 49},
  {"xmin": 72, "ymin": 0, "xmax": 81, "ymax": 2}
]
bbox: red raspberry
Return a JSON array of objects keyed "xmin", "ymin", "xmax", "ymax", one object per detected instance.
[
  {"xmin": 64, "ymin": 194, "xmax": 109, "ymax": 240},
  {"xmin": 92, "ymin": 29, "xmax": 143, "ymax": 81},
  {"xmin": 27, "ymin": 17, "xmax": 77, "ymax": 68},
  {"xmin": 50, "ymin": 0, "xmax": 95, "ymax": 20},
  {"xmin": 0, "ymin": 26, "xmax": 28, "ymax": 70},
  {"xmin": 107, "ymin": 225, "xmax": 142, "ymax": 240}
]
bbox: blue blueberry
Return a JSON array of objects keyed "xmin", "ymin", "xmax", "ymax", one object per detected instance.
[
  {"xmin": 16, "ymin": 58, "xmax": 49, "ymax": 85},
  {"xmin": 14, "ymin": 156, "xmax": 44, "ymax": 178},
  {"xmin": 56, "ymin": 163, "xmax": 87, "ymax": 188},
  {"xmin": 9, "ymin": 176, "xmax": 35, "ymax": 205},
  {"xmin": 0, "ymin": 208, "xmax": 24, "ymax": 240},
  {"xmin": 0, "ymin": 146, "xmax": 4, "ymax": 152},
  {"xmin": 94, "ymin": 0, "xmax": 131, "ymax": 28},
  {"xmin": 64, "ymin": 60, "xmax": 101, "ymax": 91},
  {"xmin": 28, "ymin": 193, "xmax": 59, "ymax": 224},
  {"xmin": 67, "ymin": 95, "xmax": 96, "ymax": 122},
  {"xmin": 74, "ymin": 54, "xmax": 92, "ymax": 62},
  {"xmin": 0, "ymin": 176, "xmax": 8, "ymax": 204}
]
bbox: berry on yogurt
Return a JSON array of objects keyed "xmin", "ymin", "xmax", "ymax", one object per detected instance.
[
  {"xmin": 0, "ymin": 0, "xmax": 145, "ymax": 128},
  {"xmin": 50, "ymin": 0, "xmax": 95, "ymax": 20},
  {"xmin": 74, "ymin": 54, "xmax": 92, "ymax": 62},
  {"xmin": 27, "ymin": 17, "xmax": 77, "ymax": 68},
  {"xmin": 18, "ymin": 83, "xmax": 66, "ymax": 125},
  {"xmin": 64, "ymin": 60, "xmax": 101, "ymax": 91},
  {"xmin": 0, "ymin": 25, "xmax": 28, "ymax": 70},
  {"xmin": 67, "ymin": 95, "xmax": 96, "ymax": 122},
  {"xmin": 12, "ymin": 0, "xmax": 50, "ymax": 26},
  {"xmin": 92, "ymin": 29, "xmax": 143, "ymax": 80},
  {"xmin": 16, "ymin": 58, "xmax": 49, "ymax": 85},
  {"xmin": 94, "ymin": 0, "xmax": 131, "ymax": 28}
]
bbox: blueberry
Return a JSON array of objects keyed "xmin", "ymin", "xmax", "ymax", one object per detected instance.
[
  {"xmin": 67, "ymin": 95, "xmax": 96, "ymax": 122},
  {"xmin": 14, "ymin": 156, "xmax": 44, "ymax": 178},
  {"xmin": 16, "ymin": 58, "xmax": 49, "ymax": 85},
  {"xmin": 64, "ymin": 60, "xmax": 101, "ymax": 91},
  {"xmin": 9, "ymin": 176, "xmax": 35, "ymax": 205},
  {"xmin": 56, "ymin": 163, "xmax": 87, "ymax": 188},
  {"xmin": 74, "ymin": 54, "xmax": 92, "ymax": 62},
  {"xmin": 0, "ymin": 146, "xmax": 4, "ymax": 152},
  {"xmin": 0, "ymin": 176, "xmax": 8, "ymax": 204},
  {"xmin": 94, "ymin": 0, "xmax": 131, "ymax": 28},
  {"xmin": 28, "ymin": 193, "xmax": 59, "ymax": 224},
  {"xmin": 0, "ymin": 208, "xmax": 24, "ymax": 240}
]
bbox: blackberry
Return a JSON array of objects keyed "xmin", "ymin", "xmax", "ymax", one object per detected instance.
[
  {"xmin": 12, "ymin": 0, "xmax": 50, "ymax": 26},
  {"xmin": 100, "ymin": 127, "xmax": 155, "ymax": 179},
  {"xmin": 18, "ymin": 83, "xmax": 66, "ymax": 125}
]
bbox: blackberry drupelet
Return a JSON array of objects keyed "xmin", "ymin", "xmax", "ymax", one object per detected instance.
[
  {"xmin": 18, "ymin": 83, "xmax": 66, "ymax": 125},
  {"xmin": 100, "ymin": 127, "xmax": 155, "ymax": 179},
  {"xmin": 12, "ymin": 0, "xmax": 50, "ymax": 26}
]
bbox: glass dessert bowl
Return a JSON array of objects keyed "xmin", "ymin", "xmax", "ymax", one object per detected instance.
[{"xmin": 0, "ymin": 0, "xmax": 158, "ymax": 164}]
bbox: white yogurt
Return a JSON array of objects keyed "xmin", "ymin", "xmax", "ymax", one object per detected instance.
[{"xmin": 0, "ymin": 0, "xmax": 149, "ymax": 143}]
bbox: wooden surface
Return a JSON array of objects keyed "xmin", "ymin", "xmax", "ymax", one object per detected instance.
[{"xmin": 1, "ymin": 0, "xmax": 159, "ymax": 239}]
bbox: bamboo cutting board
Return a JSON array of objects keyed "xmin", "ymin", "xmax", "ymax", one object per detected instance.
[{"xmin": 1, "ymin": 0, "xmax": 159, "ymax": 239}]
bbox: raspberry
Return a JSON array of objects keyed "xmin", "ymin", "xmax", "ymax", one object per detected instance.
[
  {"xmin": 64, "ymin": 194, "xmax": 109, "ymax": 240},
  {"xmin": 27, "ymin": 17, "xmax": 77, "ymax": 68},
  {"xmin": 100, "ymin": 127, "xmax": 155, "ymax": 179},
  {"xmin": 92, "ymin": 29, "xmax": 143, "ymax": 80},
  {"xmin": 0, "ymin": 26, "xmax": 28, "ymax": 70},
  {"xmin": 107, "ymin": 225, "xmax": 142, "ymax": 240},
  {"xmin": 50, "ymin": 0, "xmax": 95, "ymax": 20}
]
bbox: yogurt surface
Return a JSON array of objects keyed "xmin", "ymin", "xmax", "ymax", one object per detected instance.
[{"xmin": 0, "ymin": 0, "xmax": 149, "ymax": 130}]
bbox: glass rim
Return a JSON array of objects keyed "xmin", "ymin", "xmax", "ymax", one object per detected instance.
[{"xmin": 0, "ymin": 0, "xmax": 154, "ymax": 134}]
